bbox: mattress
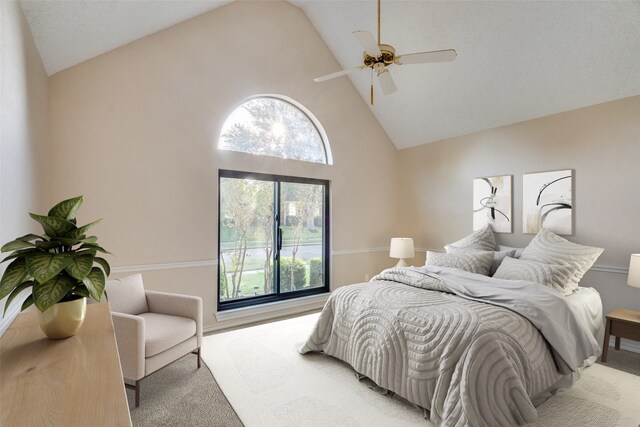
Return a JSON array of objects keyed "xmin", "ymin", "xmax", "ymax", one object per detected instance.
[
  {"xmin": 535, "ymin": 286, "xmax": 605, "ymax": 399},
  {"xmin": 565, "ymin": 286, "xmax": 604, "ymax": 362}
]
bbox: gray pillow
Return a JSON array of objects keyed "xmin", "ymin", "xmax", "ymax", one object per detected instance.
[
  {"xmin": 497, "ymin": 245, "xmax": 525, "ymax": 259},
  {"xmin": 519, "ymin": 228, "xmax": 603, "ymax": 294},
  {"xmin": 446, "ymin": 245, "xmax": 517, "ymax": 276},
  {"xmin": 425, "ymin": 251, "xmax": 493, "ymax": 276},
  {"xmin": 493, "ymin": 257, "xmax": 574, "ymax": 295},
  {"xmin": 445, "ymin": 224, "xmax": 496, "ymax": 252}
]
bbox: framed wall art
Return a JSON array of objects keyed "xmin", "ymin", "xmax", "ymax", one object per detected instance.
[
  {"xmin": 473, "ymin": 175, "xmax": 512, "ymax": 233},
  {"xmin": 523, "ymin": 169, "xmax": 573, "ymax": 235}
]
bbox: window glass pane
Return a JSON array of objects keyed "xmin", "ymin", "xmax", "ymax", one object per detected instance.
[
  {"xmin": 279, "ymin": 182, "xmax": 325, "ymax": 293},
  {"xmin": 218, "ymin": 171, "xmax": 329, "ymax": 310},
  {"xmin": 219, "ymin": 177, "xmax": 275, "ymax": 301},
  {"xmin": 219, "ymin": 97, "xmax": 327, "ymax": 164}
]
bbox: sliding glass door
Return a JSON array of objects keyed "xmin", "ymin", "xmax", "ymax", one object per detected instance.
[
  {"xmin": 218, "ymin": 170, "xmax": 329, "ymax": 310},
  {"xmin": 279, "ymin": 181, "xmax": 326, "ymax": 293},
  {"xmin": 218, "ymin": 177, "xmax": 276, "ymax": 302}
]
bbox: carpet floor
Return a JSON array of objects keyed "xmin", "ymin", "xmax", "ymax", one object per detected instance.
[
  {"xmin": 130, "ymin": 314, "xmax": 640, "ymax": 426},
  {"xmin": 127, "ymin": 356, "xmax": 242, "ymax": 427}
]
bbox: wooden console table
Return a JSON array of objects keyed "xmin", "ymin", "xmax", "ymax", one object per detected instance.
[{"xmin": 1, "ymin": 302, "xmax": 131, "ymax": 426}]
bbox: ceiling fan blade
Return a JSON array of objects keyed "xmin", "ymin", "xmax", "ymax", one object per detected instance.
[
  {"xmin": 395, "ymin": 49, "xmax": 457, "ymax": 65},
  {"xmin": 313, "ymin": 67, "xmax": 361, "ymax": 82},
  {"xmin": 353, "ymin": 30, "xmax": 381, "ymax": 57},
  {"xmin": 376, "ymin": 67, "xmax": 397, "ymax": 96}
]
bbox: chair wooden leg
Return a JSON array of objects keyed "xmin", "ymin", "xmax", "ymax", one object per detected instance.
[
  {"xmin": 135, "ymin": 380, "xmax": 141, "ymax": 408},
  {"xmin": 125, "ymin": 379, "xmax": 142, "ymax": 408},
  {"xmin": 196, "ymin": 347, "xmax": 201, "ymax": 369}
]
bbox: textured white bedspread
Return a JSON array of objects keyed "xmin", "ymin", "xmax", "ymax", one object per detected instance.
[{"xmin": 300, "ymin": 266, "xmax": 601, "ymax": 427}]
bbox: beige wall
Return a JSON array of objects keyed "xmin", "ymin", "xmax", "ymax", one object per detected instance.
[
  {"xmin": 0, "ymin": 1, "xmax": 50, "ymax": 332},
  {"xmin": 48, "ymin": 1, "xmax": 400, "ymax": 330},
  {"xmin": 398, "ymin": 96, "xmax": 640, "ymax": 315},
  {"xmin": 43, "ymin": 0, "xmax": 638, "ymax": 331}
]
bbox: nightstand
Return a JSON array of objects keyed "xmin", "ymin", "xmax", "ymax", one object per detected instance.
[{"xmin": 601, "ymin": 308, "xmax": 640, "ymax": 362}]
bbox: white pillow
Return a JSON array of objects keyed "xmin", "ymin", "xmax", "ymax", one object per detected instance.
[
  {"xmin": 519, "ymin": 228, "xmax": 603, "ymax": 294},
  {"xmin": 493, "ymin": 257, "xmax": 574, "ymax": 295},
  {"xmin": 445, "ymin": 224, "xmax": 496, "ymax": 252},
  {"xmin": 425, "ymin": 251, "xmax": 493, "ymax": 276},
  {"xmin": 446, "ymin": 245, "xmax": 517, "ymax": 276}
]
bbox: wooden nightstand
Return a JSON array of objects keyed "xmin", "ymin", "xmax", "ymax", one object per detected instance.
[{"xmin": 601, "ymin": 308, "xmax": 640, "ymax": 362}]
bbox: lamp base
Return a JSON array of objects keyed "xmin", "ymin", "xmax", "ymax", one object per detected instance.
[{"xmin": 395, "ymin": 259, "xmax": 408, "ymax": 268}]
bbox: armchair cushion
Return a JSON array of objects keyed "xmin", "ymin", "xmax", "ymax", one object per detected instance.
[
  {"xmin": 105, "ymin": 274, "xmax": 149, "ymax": 315},
  {"xmin": 145, "ymin": 290, "xmax": 203, "ymax": 347},
  {"xmin": 139, "ymin": 313, "xmax": 196, "ymax": 357}
]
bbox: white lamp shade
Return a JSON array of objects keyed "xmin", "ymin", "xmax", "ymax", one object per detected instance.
[
  {"xmin": 390, "ymin": 238, "xmax": 415, "ymax": 259},
  {"xmin": 628, "ymin": 254, "xmax": 640, "ymax": 288}
]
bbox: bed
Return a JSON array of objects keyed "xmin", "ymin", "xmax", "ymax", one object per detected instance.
[{"xmin": 299, "ymin": 265, "xmax": 603, "ymax": 427}]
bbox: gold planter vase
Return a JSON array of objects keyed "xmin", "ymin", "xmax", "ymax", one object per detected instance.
[{"xmin": 37, "ymin": 297, "xmax": 87, "ymax": 339}]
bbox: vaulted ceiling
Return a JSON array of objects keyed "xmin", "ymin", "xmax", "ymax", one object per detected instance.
[{"xmin": 20, "ymin": 0, "xmax": 640, "ymax": 149}]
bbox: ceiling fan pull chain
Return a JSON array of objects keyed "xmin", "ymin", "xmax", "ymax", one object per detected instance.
[{"xmin": 370, "ymin": 69, "xmax": 374, "ymax": 105}]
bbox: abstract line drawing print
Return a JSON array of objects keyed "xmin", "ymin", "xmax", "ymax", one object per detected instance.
[
  {"xmin": 473, "ymin": 175, "xmax": 512, "ymax": 233},
  {"xmin": 523, "ymin": 170, "xmax": 573, "ymax": 235}
]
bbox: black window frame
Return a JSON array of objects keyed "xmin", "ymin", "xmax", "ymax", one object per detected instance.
[{"xmin": 217, "ymin": 169, "xmax": 330, "ymax": 311}]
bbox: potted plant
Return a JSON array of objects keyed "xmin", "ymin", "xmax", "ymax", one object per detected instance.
[{"xmin": 0, "ymin": 196, "xmax": 110, "ymax": 339}]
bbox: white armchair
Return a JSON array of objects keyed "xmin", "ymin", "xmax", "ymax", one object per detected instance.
[{"xmin": 105, "ymin": 274, "xmax": 202, "ymax": 407}]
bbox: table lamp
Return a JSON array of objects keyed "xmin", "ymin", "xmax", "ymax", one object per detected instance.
[
  {"xmin": 390, "ymin": 238, "xmax": 415, "ymax": 267},
  {"xmin": 628, "ymin": 254, "xmax": 640, "ymax": 289}
]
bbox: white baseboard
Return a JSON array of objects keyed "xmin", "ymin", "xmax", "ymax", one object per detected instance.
[
  {"xmin": 608, "ymin": 336, "xmax": 640, "ymax": 354},
  {"xmin": 0, "ymin": 292, "xmax": 30, "ymax": 338},
  {"xmin": 0, "ymin": 303, "xmax": 20, "ymax": 337}
]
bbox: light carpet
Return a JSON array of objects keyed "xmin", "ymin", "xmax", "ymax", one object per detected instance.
[{"xmin": 201, "ymin": 313, "xmax": 640, "ymax": 427}]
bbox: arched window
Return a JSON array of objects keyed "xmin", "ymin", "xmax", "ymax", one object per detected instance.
[{"xmin": 218, "ymin": 95, "xmax": 332, "ymax": 165}]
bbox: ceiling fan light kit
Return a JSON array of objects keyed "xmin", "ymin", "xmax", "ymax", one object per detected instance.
[
  {"xmin": 313, "ymin": 0, "xmax": 457, "ymax": 105},
  {"xmin": 364, "ymin": 44, "xmax": 395, "ymax": 67}
]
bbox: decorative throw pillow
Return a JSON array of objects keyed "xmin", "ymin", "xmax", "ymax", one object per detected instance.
[
  {"xmin": 444, "ymin": 224, "xmax": 496, "ymax": 252},
  {"xmin": 520, "ymin": 228, "xmax": 604, "ymax": 294},
  {"xmin": 493, "ymin": 257, "xmax": 574, "ymax": 295},
  {"xmin": 497, "ymin": 245, "xmax": 525, "ymax": 259},
  {"xmin": 445, "ymin": 245, "xmax": 517, "ymax": 276},
  {"xmin": 425, "ymin": 251, "xmax": 493, "ymax": 276}
]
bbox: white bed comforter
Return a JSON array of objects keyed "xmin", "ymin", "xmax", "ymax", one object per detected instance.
[{"xmin": 300, "ymin": 266, "xmax": 601, "ymax": 426}]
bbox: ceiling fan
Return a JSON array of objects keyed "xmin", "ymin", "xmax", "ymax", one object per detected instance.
[{"xmin": 313, "ymin": 0, "xmax": 457, "ymax": 105}]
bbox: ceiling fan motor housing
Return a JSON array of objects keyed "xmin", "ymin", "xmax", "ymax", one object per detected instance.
[{"xmin": 363, "ymin": 44, "xmax": 396, "ymax": 67}]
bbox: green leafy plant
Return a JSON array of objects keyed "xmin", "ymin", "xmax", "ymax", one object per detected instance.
[
  {"xmin": 280, "ymin": 257, "xmax": 306, "ymax": 291},
  {"xmin": 309, "ymin": 257, "xmax": 323, "ymax": 287},
  {"xmin": 0, "ymin": 196, "xmax": 111, "ymax": 315}
]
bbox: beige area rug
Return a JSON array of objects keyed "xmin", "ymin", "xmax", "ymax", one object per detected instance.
[{"xmin": 201, "ymin": 313, "xmax": 640, "ymax": 427}]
